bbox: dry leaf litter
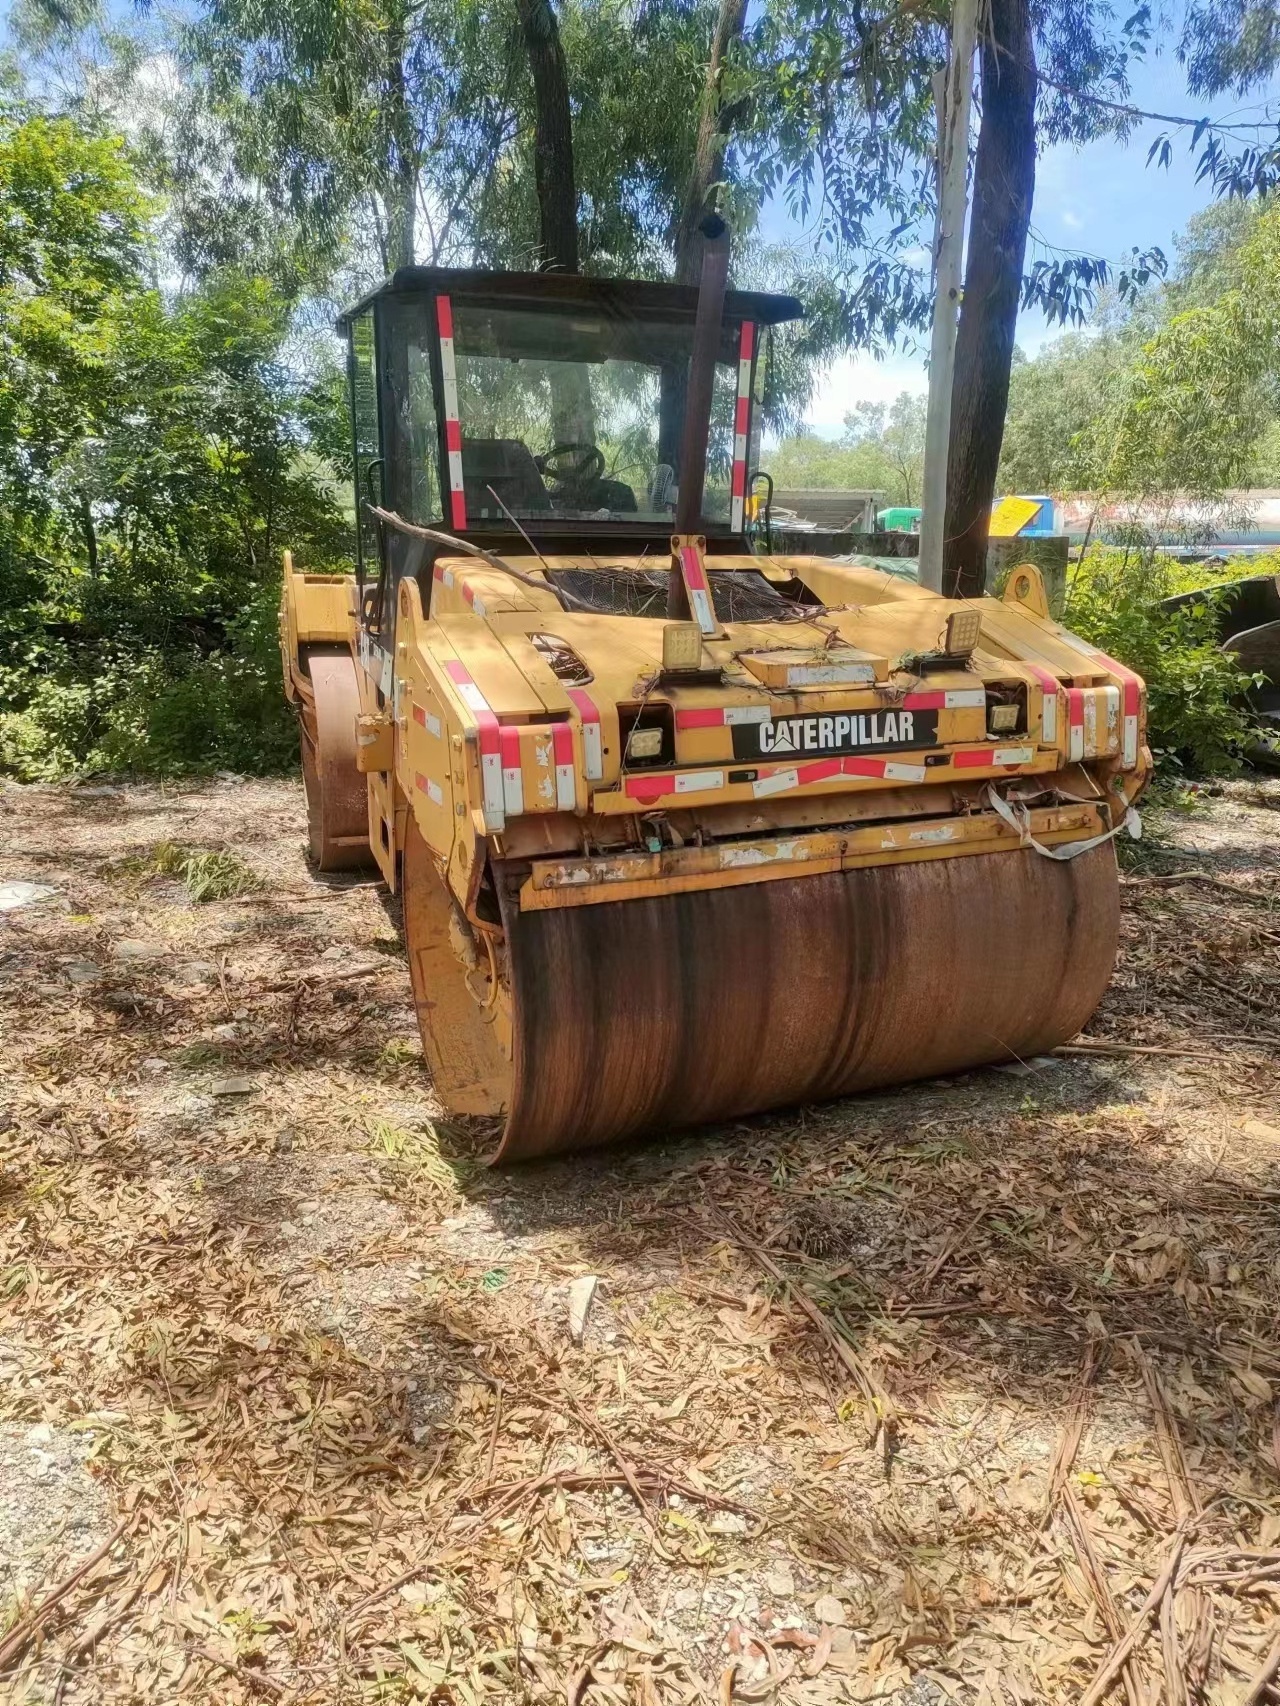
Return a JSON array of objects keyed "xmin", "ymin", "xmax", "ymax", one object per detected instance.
[{"xmin": 0, "ymin": 774, "xmax": 1278, "ymax": 1705}]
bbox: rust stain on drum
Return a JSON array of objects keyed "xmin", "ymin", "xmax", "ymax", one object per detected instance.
[{"xmin": 492, "ymin": 845, "xmax": 1120, "ymax": 1162}]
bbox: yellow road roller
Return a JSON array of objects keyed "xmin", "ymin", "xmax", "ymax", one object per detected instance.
[{"xmin": 281, "ymin": 258, "xmax": 1150, "ymax": 1162}]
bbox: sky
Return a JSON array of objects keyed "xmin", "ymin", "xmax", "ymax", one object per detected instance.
[
  {"xmin": 6, "ymin": 0, "xmax": 1278, "ymax": 438},
  {"xmin": 791, "ymin": 51, "xmax": 1280, "ymax": 436}
]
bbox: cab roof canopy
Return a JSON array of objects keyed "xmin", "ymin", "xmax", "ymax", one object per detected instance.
[{"xmin": 336, "ymin": 266, "xmax": 805, "ymax": 332}]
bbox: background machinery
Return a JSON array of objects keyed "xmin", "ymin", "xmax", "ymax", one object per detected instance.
[{"xmin": 281, "ymin": 260, "xmax": 1150, "ymax": 1162}]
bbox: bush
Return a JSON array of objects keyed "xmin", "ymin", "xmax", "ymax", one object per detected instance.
[
  {"xmin": 1064, "ymin": 546, "xmax": 1263, "ymax": 774},
  {"xmin": 0, "ymin": 583, "xmax": 301, "ymax": 780},
  {"xmin": 89, "ymin": 593, "xmax": 299, "ymax": 776}
]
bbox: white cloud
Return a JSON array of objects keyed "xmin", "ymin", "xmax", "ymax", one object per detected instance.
[{"xmin": 802, "ymin": 349, "xmax": 929, "ymax": 437}]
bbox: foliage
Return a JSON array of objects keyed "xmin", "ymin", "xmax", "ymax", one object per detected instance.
[
  {"xmin": 1001, "ymin": 203, "xmax": 1280, "ymax": 504},
  {"xmin": 1105, "ymin": 206, "xmax": 1280, "ymax": 500},
  {"xmin": 0, "ymin": 108, "xmax": 349, "ymax": 781},
  {"xmin": 768, "ymin": 391, "xmax": 925, "ymax": 505},
  {"xmin": 1065, "ymin": 546, "xmax": 1264, "ymax": 773},
  {"xmin": 184, "ymin": 0, "xmax": 728, "ymax": 284},
  {"xmin": 731, "ymin": 0, "xmax": 1192, "ymax": 352},
  {"xmin": 998, "ymin": 334, "xmax": 1126, "ymax": 493}
]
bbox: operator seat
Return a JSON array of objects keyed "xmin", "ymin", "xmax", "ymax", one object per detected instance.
[{"xmin": 461, "ymin": 439, "xmax": 551, "ymax": 518}]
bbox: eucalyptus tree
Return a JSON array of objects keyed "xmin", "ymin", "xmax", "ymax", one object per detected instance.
[{"xmin": 739, "ymin": 0, "xmax": 1280, "ymax": 595}]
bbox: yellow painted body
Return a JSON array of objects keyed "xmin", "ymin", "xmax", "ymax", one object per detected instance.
[
  {"xmin": 280, "ymin": 548, "xmax": 1150, "ymax": 1143},
  {"xmin": 282, "ymin": 549, "xmax": 1150, "ymax": 896}
]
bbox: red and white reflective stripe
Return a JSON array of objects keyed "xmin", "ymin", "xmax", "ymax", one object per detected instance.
[
  {"xmin": 444, "ymin": 659, "xmax": 503, "ymax": 827},
  {"xmin": 436, "ymin": 296, "xmax": 466, "ymax": 531},
  {"xmin": 842, "ymin": 756, "xmax": 928, "ymax": 783},
  {"xmin": 617, "ymin": 742, "xmax": 949, "ymax": 804},
  {"xmin": 552, "ymin": 722, "xmax": 575, "ymax": 809},
  {"xmin": 730, "ymin": 322, "xmax": 755, "ymax": 532},
  {"xmin": 1066, "ymin": 687, "xmax": 1086, "ymax": 762},
  {"xmin": 900, "ymin": 688, "xmax": 987, "ymax": 711},
  {"xmin": 678, "ymin": 544, "xmax": 718, "ymax": 636},
  {"xmin": 432, "ymin": 561, "xmax": 488, "ymax": 615},
  {"xmin": 1087, "ymin": 647, "xmax": 1143, "ymax": 767},
  {"xmin": 412, "ymin": 702, "xmax": 442, "ymax": 738},
  {"xmin": 753, "ymin": 755, "xmax": 927, "ymax": 797},
  {"xmin": 677, "ymin": 695, "xmax": 982, "ymax": 731},
  {"xmin": 623, "ymin": 769, "xmax": 725, "ymax": 804},
  {"xmin": 952, "ymin": 746, "xmax": 1035, "ymax": 769},
  {"xmin": 499, "ymin": 726, "xmax": 524, "ymax": 817},
  {"xmin": 674, "ymin": 704, "xmax": 769, "ymax": 730},
  {"xmin": 1024, "ymin": 664, "xmax": 1060, "ymax": 743},
  {"xmin": 415, "ymin": 772, "xmax": 444, "ymax": 806},
  {"xmin": 566, "ymin": 687, "xmax": 603, "ymax": 781}
]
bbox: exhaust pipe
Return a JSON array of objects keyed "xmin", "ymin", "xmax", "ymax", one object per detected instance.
[{"xmin": 670, "ymin": 212, "xmax": 730, "ymax": 618}]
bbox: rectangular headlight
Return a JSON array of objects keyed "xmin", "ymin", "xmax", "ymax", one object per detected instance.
[
  {"xmin": 628, "ymin": 727, "xmax": 663, "ymax": 760},
  {"xmin": 945, "ymin": 608, "xmax": 983, "ymax": 657},
  {"xmin": 662, "ymin": 622, "xmax": 703, "ymax": 673},
  {"xmin": 988, "ymin": 702, "xmax": 1020, "ymax": 733}
]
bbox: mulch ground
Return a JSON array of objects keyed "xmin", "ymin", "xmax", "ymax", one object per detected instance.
[{"xmin": 0, "ymin": 773, "xmax": 1277, "ymax": 1705}]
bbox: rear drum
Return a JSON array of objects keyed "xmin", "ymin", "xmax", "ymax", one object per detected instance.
[{"xmin": 298, "ymin": 652, "xmax": 374, "ymax": 871}]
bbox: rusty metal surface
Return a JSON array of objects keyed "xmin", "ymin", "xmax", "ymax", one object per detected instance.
[
  {"xmin": 402, "ymin": 812, "xmax": 510, "ymax": 1115},
  {"xmin": 300, "ymin": 651, "xmax": 374, "ymax": 871},
  {"xmin": 490, "ymin": 844, "xmax": 1120, "ymax": 1162}
]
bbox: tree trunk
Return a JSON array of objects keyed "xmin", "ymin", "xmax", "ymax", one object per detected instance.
[
  {"xmin": 78, "ymin": 494, "xmax": 98, "ymax": 579},
  {"xmin": 383, "ymin": 0, "xmax": 418, "ymax": 270},
  {"xmin": 942, "ymin": 0, "xmax": 1036, "ymax": 599},
  {"xmin": 660, "ymin": 0, "xmax": 747, "ymax": 469},
  {"xmin": 514, "ymin": 0, "xmax": 579, "ymax": 273},
  {"xmin": 672, "ymin": 0, "xmax": 748, "ymax": 284}
]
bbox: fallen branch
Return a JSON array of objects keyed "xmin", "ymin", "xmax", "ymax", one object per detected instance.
[
  {"xmin": 1046, "ymin": 1344, "xmax": 1099, "ymax": 1516},
  {"xmin": 1169, "ymin": 953, "xmax": 1277, "ymax": 1013},
  {"xmin": 1137, "ymin": 1346, "xmax": 1201, "ymax": 1521},
  {"xmin": 1121, "ymin": 872, "xmax": 1273, "ymax": 902},
  {"xmin": 1061, "ymin": 1484, "xmax": 1149, "ymax": 1706},
  {"xmin": 567, "ymin": 1642, "xmax": 613, "ymax": 1706},
  {"xmin": 1079, "ymin": 1522, "xmax": 1192, "ymax": 1706},
  {"xmin": 1056, "ymin": 1041, "xmax": 1230, "ymax": 1062},
  {"xmin": 1243, "ymin": 1626, "xmax": 1280, "ymax": 1705},
  {"xmin": 563, "ymin": 1396, "xmax": 673, "ymax": 1557},
  {"xmin": 0, "ymin": 1519, "xmax": 129, "ymax": 1673},
  {"xmin": 184, "ymin": 1643, "xmax": 287, "ymax": 1699},
  {"xmin": 52, "ymin": 1560, "xmax": 164, "ymax": 1706},
  {"xmin": 256, "ymin": 962, "xmax": 387, "ymax": 994},
  {"xmin": 713, "ymin": 1208, "xmax": 895, "ymax": 1434},
  {"xmin": 474, "ymin": 1466, "xmax": 756, "ymax": 1518},
  {"xmin": 1160, "ymin": 1576, "xmax": 1188, "ymax": 1706}
]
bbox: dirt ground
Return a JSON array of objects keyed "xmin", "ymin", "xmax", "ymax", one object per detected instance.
[{"xmin": 1, "ymin": 773, "xmax": 1278, "ymax": 1705}]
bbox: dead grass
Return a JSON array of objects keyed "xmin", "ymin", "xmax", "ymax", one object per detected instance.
[{"xmin": 0, "ymin": 774, "xmax": 1277, "ymax": 1704}]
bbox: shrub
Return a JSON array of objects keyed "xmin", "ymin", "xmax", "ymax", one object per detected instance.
[
  {"xmin": 0, "ymin": 581, "xmax": 301, "ymax": 780},
  {"xmin": 1064, "ymin": 546, "xmax": 1263, "ymax": 774}
]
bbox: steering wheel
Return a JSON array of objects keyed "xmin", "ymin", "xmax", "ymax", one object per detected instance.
[{"xmin": 538, "ymin": 441, "xmax": 606, "ymax": 496}]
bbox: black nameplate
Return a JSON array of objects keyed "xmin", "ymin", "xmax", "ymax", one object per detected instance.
[{"xmin": 730, "ymin": 708, "xmax": 939, "ymax": 762}]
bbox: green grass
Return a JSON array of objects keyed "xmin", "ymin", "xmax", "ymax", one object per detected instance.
[{"xmin": 116, "ymin": 840, "xmax": 262, "ymax": 902}]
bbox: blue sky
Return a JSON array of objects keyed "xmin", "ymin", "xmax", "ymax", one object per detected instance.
[{"xmin": 795, "ymin": 50, "xmax": 1280, "ymax": 434}]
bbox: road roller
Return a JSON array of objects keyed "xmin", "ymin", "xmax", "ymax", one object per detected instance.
[{"xmin": 280, "ymin": 258, "xmax": 1151, "ymax": 1162}]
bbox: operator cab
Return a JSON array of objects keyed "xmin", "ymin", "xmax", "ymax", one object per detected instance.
[{"xmin": 336, "ymin": 268, "xmax": 803, "ymax": 632}]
